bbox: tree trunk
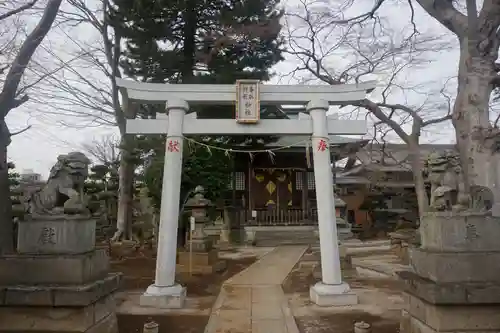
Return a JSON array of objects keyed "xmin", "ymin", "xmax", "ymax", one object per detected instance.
[
  {"xmin": 111, "ymin": 136, "xmax": 135, "ymax": 241},
  {"xmin": 453, "ymin": 45, "xmax": 495, "ymax": 197},
  {"xmin": 181, "ymin": 0, "xmax": 197, "ymax": 82},
  {"xmin": 0, "ymin": 0, "xmax": 63, "ymax": 252},
  {"xmin": 0, "ymin": 139, "xmax": 13, "ymax": 254},
  {"xmin": 408, "ymin": 140, "xmax": 428, "ymax": 218}
]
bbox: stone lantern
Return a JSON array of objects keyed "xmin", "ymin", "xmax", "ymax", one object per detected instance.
[
  {"xmin": 184, "ymin": 185, "xmax": 213, "ymax": 252},
  {"xmin": 335, "ymin": 196, "xmax": 347, "ymax": 219},
  {"xmin": 177, "ymin": 186, "xmax": 226, "ymax": 274},
  {"xmin": 335, "ymin": 196, "xmax": 352, "ymax": 240}
]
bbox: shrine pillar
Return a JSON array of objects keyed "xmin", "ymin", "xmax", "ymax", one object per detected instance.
[
  {"xmin": 140, "ymin": 99, "xmax": 187, "ymax": 308},
  {"xmin": 308, "ymin": 99, "xmax": 358, "ymax": 306}
]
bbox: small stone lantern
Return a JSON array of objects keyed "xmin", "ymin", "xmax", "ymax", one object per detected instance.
[
  {"xmin": 335, "ymin": 196, "xmax": 352, "ymax": 240},
  {"xmin": 184, "ymin": 186, "xmax": 213, "ymax": 252},
  {"xmin": 335, "ymin": 196, "xmax": 347, "ymax": 219}
]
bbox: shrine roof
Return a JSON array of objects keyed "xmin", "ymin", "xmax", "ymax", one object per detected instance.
[{"xmin": 341, "ymin": 143, "xmax": 455, "ymax": 173}]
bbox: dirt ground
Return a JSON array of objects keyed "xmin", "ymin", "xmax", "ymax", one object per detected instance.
[
  {"xmin": 296, "ymin": 311, "xmax": 400, "ymax": 333},
  {"xmin": 107, "ymin": 244, "xmax": 258, "ymax": 333},
  {"xmin": 282, "ymin": 248, "xmax": 403, "ymax": 333},
  {"xmin": 117, "ymin": 315, "xmax": 209, "ymax": 333}
]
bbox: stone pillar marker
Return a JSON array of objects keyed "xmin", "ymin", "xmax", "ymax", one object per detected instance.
[
  {"xmin": 308, "ymin": 99, "xmax": 357, "ymax": 306},
  {"xmin": 177, "ymin": 186, "xmax": 226, "ymax": 274},
  {"xmin": 0, "ymin": 152, "xmax": 121, "ymax": 333},
  {"xmin": 140, "ymin": 99, "xmax": 188, "ymax": 309}
]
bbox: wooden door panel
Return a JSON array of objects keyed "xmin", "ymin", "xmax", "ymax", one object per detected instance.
[{"xmin": 252, "ymin": 169, "xmax": 294, "ymax": 209}]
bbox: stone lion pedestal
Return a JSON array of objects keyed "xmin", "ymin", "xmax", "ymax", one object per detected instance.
[
  {"xmin": 399, "ymin": 212, "xmax": 500, "ymax": 333},
  {"xmin": 0, "ymin": 215, "xmax": 121, "ymax": 333},
  {"xmin": 0, "ymin": 151, "xmax": 120, "ymax": 333}
]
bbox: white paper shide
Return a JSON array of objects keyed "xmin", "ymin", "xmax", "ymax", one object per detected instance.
[{"xmin": 236, "ymin": 80, "xmax": 260, "ymax": 123}]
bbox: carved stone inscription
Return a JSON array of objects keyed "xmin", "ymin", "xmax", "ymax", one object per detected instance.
[
  {"xmin": 465, "ymin": 223, "xmax": 479, "ymax": 242},
  {"xmin": 38, "ymin": 226, "xmax": 57, "ymax": 245}
]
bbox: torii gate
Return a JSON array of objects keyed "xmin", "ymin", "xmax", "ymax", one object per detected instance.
[{"xmin": 117, "ymin": 78, "xmax": 376, "ymax": 308}]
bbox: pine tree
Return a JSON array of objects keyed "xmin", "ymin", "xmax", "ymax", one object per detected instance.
[
  {"xmin": 109, "ymin": 0, "xmax": 284, "ymax": 212},
  {"xmin": 110, "ymin": 0, "xmax": 283, "ymax": 84}
]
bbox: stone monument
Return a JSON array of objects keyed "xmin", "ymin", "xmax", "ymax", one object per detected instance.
[
  {"xmin": 399, "ymin": 150, "xmax": 500, "ymax": 333},
  {"xmin": 0, "ymin": 152, "xmax": 121, "ymax": 333},
  {"xmin": 177, "ymin": 186, "xmax": 225, "ymax": 274}
]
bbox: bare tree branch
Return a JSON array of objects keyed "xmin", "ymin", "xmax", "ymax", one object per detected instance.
[
  {"xmin": 0, "ymin": 0, "xmax": 63, "ymax": 119},
  {"xmin": 283, "ymin": 0, "xmax": 454, "ymax": 216},
  {"xmin": 10, "ymin": 124, "xmax": 31, "ymax": 136},
  {"xmin": 82, "ymin": 134, "xmax": 120, "ymax": 165},
  {"xmin": 0, "ymin": 0, "xmax": 38, "ymax": 22}
]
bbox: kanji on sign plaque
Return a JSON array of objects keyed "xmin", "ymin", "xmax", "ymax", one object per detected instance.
[
  {"xmin": 38, "ymin": 227, "xmax": 56, "ymax": 245},
  {"xmin": 236, "ymin": 80, "xmax": 260, "ymax": 123},
  {"xmin": 167, "ymin": 140, "xmax": 180, "ymax": 152},
  {"xmin": 317, "ymin": 139, "xmax": 328, "ymax": 152}
]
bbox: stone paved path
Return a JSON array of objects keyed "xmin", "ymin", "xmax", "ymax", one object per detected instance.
[{"xmin": 204, "ymin": 246, "xmax": 307, "ymax": 333}]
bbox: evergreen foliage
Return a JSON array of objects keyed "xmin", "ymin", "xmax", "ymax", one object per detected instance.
[
  {"xmin": 84, "ymin": 163, "xmax": 119, "ymax": 217},
  {"xmin": 109, "ymin": 0, "xmax": 285, "ymax": 209},
  {"xmin": 7, "ymin": 162, "xmax": 20, "ymax": 188}
]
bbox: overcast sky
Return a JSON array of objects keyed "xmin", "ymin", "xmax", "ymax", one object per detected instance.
[{"xmin": 5, "ymin": 0, "xmax": 460, "ymax": 177}]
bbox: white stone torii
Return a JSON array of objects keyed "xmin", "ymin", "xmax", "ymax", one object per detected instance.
[{"xmin": 116, "ymin": 78, "xmax": 376, "ymax": 308}]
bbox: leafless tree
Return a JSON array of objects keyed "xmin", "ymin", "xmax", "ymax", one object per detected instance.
[
  {"xmin": 32, "ymin": 0, "xmax": 137, "ymax": 241},
  {"xmin": 283, "ymin": 0, "xmax": 454, "ymax": 217},
  {"xmin": 326, "ymin": 0, "xmax": 500, "ymax": 208},
  {"xmin": 82, "ymin": 134, "xmax": 120, "ymax": 166},
  {"xmin": 0, "ymin": 0, "xmax": 63, "ymax": 253}
]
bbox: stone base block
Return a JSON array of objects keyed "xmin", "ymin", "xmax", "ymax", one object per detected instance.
[
  {"xmin": 339, "ymin": 244, "xmax": 347, "ymax": 259},
  {"xmin": 244, "ymin": 229, "xmax": 256, "ymax": 245},
  {"xmin": 17, "ymin": 216, "xmax": 96, "ymax": 255},
  {"xmin": 0, "ymin": 273, "xmax": 121, "ymax": 307},
  {"xmin": 185, "ymin": 234, "xmax": 213, "ymax": 252},
  {"xmin": 0, "ymin": 250, "xmax": 109, "ymax": 285},
  {"xmin": 309, "ymin": 282, "xmax": 358, "ymax": 306},
  {"xmin": 140, "ymin": 284, "xmax": 186, "ymax": 308},
  {"xmin": 176, "ymin": 260, "xmax": 226, "ymax": 274},
  {"xmin": 177, "ymin": 250, "xmax": 226, "ymax": 274},
  {"xmin": 398, "ymin": 270, "xmax": 500, "ymax": 305},
  {"xmin": 0, "ymin": 294, "xmax": 117, "ymax": 332},
  {"xmin": 215, "ymin": 228, "xmax": 231, "ymax": 249},
  {"xmin": 420, "ymin": 212, "xmax": 500, "ymax": 252},
  {"xmin": 216, "ymin": 241, "xmax": 232, "ymax": 251},
  {"xmin": 204, "ymin": 225, "xmax": 222, "ymax": 238},
  {"xmin": 401, "ymin": 292, "xmax": 500, "ymax": 332},
  {"xmin": 312, "ymin": 259, "xmax": 351, "ymax": 280},
  {"xmin": 178, "ymin": 250, "xmax": 218, "ymax": 266},
  {"xmin": 410, "ymin": 247, "xmax": 500, "ymax": 283},
  {"xmin": 396, "ymin": 245, "xmax": 410, "ymax": 265}
]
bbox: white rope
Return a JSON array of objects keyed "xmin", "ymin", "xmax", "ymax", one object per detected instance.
[{"xmin": 182, "ymin": 136, "xmax": 313, "ymax": 154}]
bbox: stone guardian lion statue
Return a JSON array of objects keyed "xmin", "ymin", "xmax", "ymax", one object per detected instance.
[
  {"xmin": 27, "ymin": 152, "xmax": 92, "ymax": 216},
  {"xmin": 426, "ymin": 150, "xmax": 493, "ymax": 213}
]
